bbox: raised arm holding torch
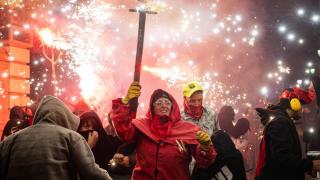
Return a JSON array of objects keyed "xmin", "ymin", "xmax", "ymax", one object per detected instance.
[{"xmin": 128, "ymin": 3, "xmax": 157, "ymax": 113}]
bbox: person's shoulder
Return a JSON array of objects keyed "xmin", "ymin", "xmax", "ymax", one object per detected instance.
[
  {"xmin": 45, "ymin": 124, "xmax": 84, "ymax": 141},
  {"xmin": 180, "ymin": 110, "xmax": 192, "ymax": 121},
  {"xmin": 0, "ymin": 132, "xmax": 17, "ymax": 144},
  {"xmin": 60, "ymin": 127, "xmax": 83, "ymax": 137},
  {"xmin": 0, "ymin": 131, "xmax": 21, "ymax": 151},
  {"xmin": 175, "ymin": 119, "xmax": 200, "ymax": 129},
  {"xmin": 37, "ymin": 123, "xmax": 74, "ymax": 132},
  {"xmin": 179, "ymin": 119, "xmax": 196, "ymax": 125},
  {"xmin": 203, "ymin": 106, "xmax": 216, "ymax": 116},
  {"xmin": 267, "ymin": 115, "xmax": 291, "ymax": 128},
  {"xmin": 180, "ymin": 109, "xmax": 187, "ymax": 117}
]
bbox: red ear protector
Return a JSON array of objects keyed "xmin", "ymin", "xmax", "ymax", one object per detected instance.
[{"xmin": 281, "ymin": 88, "xmax": 302, "ymax": 111}]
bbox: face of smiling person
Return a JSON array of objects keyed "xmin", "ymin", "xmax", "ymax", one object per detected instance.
[{"xmin": 153, "ymin": 97, "xmax": 172, "ymax": 117}]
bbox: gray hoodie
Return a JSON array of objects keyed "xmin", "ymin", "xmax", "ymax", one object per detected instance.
[{"xmin": 0, "ymin": 96, "xmax": 112, "ymax": 180}]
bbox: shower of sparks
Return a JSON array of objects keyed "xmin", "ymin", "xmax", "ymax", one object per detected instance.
[
  {"xmin": 64, "ymin": 0, "xmax": 116, "ymax": 110},
  {"xmin": 143, "ymin": 64, "xmax": 250, "ymax": 111},
  {"xmin": 0, "ymin": 0, "xmax": 24, "ymax": 8},
  {"xmin": 38, "ymin": 28, "xmax": 67, "ymax": 50},
  {"xmin": 266, "ymin": 60, "xmax": 291, "ymax": 85},
  {"xmin": 295, "ymin": 61, "xmax": 316, "ymax": 88},
  {"xmin": 11, "ymin": 0, "xmax": 260, "ymax": 116},
  {"xmin": 1, "ymin": 1, "xmax": 316, "ymax": 167},
  {"xmin": 5, "ymin": 0, "xmax": 318, "ymax": 120}
]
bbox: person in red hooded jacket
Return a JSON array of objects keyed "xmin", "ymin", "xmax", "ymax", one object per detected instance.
[{"xmin": 110, "ymin": 81, "xmax": 217, "ymax": 180}]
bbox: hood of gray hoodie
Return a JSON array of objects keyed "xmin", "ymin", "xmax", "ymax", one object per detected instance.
[{"xmin": 33, "ymin": 95, "xmax": 80, "ymax": 131}]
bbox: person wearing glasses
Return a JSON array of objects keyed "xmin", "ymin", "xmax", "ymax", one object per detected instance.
[{"xmin": 110, "ymin": 81, "xmax": 217, "ymax": 180}]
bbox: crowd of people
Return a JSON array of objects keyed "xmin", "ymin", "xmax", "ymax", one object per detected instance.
[{"xmin": 1, "ymin": 81, "xmax": 320, "ymax": 180}]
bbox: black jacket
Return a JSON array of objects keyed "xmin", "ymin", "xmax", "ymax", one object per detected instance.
[
  {"xmin": 79, "ymin": 111, "xmax": 136, "ymax": 177},
  {"xmin": 191, "ymin": 130, "xmax": 247, "ymax": 180},
  {"xmin": 79, "ymin": 111, "xmax": 123, "ymax": 170},
  {"xmin": 256, "ymin": 106, "xmax": 313, "ymax": 180},
  {"xmin": 1, "ymin": 106, "xmax": 29, "ymax": 141}
]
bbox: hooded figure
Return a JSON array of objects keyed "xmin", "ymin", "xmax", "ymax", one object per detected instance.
[
  {"xmin": 78, "ymin": 111, "xmax": 122, "ymax": 170},
  {"xmin": 110, "ymin": 87, "xmax": 217, "ymax": 180},
  {"xmin": 233, "ymin": 118, "xmax": 250, "ymax": 139},
  {"xmin": 255, "ymin": 88, "xmax": 320, "ymax": 180},
  {"xmin": 218, "ymin": 106, "xmax": 250, "ymax": 147},
  {"xmin": 218, "ymin": 106, "xmax": 236, "ymax": 137},
  {"xmin": 191, "ymin": 130, "xmax": 247, "ymax": 180},
  {"xmin": 1, "ymin": 106, "xmax": 29, "ymax": 141},
  {"xmin": 0, "ymin": 96, "xmax": 112, "ymax": 180},
  {"xmin": 9, "ymin": 106, "xmax": 25, "ymax": 120}
]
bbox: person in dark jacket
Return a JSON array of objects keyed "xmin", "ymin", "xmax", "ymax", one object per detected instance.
[
  {"xmin": 192, "ymin": 130, "xmax": 247, "ymax": 180},
  {"xmin": 255, "ymin": 88, "xmax": 320, "ymax": 180},
  {"xmin": 21, "ymin": 106, "xmax": 34, "ymax": 126},
  {"xmin": 0, "ymin": 96, "xmax": 112, "ymax": 180},
  {"xmin": 79, "ymin": 111, "xmax": 136, "ymax": 180},
  {"xmin": 1, "ymin": 106, "xmax": 30, "ymax": 141},
  {"xmin": 218, "ymin": 106, "xmax": 236, "ymax": 137},
  {"xmin": 109, "ymin": 143, "xmax": 136, "ymax": 180},
  {"xmin": 78, "ymin": 110, "xmax": 123, "ymax": 170}
]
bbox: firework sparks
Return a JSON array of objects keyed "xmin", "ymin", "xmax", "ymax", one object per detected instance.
[
  {"xmin": 38, "ymin": 28, "xmax": 66, "ymax": 50},
  {"xmin": 0, "ymin": 0, "xmax": 272, "ymax": 119},
  {"xmin": 143, "ymin": 63, "xmax": 250, "ymax": 111},
  {"xmin": 266, "ymin": 60, "xmax": 291, "ymax": 85}
]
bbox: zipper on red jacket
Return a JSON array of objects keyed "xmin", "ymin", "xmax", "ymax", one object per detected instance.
[{"xmin": 154, "ymin": 141, "xmax": 161, "ymax": 180}]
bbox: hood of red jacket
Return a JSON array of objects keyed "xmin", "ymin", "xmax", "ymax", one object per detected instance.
[{"xmin": 133, "ymin": 89, "xmax": 200, "ymax": 144}]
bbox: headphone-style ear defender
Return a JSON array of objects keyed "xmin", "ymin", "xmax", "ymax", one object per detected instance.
[
  {"xmin": 281, "ymin": 88, "xmax": 302, "ymax": 111},
  {"xmin": 290, "ymin": 98, "xmax": 301, "ymax": 111}
]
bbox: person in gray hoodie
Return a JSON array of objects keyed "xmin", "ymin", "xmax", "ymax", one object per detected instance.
[{"xmin": 0, "ymin": 95, "xmax": 112, "ymax": 180}]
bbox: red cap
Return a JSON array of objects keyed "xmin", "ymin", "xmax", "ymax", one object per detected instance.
[{"xmin": 280, "ymin": 87, "xmax": 313, "ymax": 104}]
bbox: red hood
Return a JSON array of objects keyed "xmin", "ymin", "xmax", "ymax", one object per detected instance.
[
  {"xmin": 145, "ymin": 89, "xmax": 181, "ymax": 123},
  {"xmin": 133, "ymin": 89, "xmax": 199, "ymax": 144}
]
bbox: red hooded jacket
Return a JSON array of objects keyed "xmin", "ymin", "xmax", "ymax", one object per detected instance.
[{"xmin": 110, "ymin": 89, "xmax": 216, "ymax": 180}]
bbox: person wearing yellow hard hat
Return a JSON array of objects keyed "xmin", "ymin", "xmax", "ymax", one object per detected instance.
[
  {"xmin": 181, "ymin": 82, "xmax": 220, "ymax": 175},
  {"xmin": 181, "ymin": 81, "xmax": 220, "ymax": 135}
]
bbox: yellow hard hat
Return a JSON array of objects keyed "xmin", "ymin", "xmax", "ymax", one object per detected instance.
[{"xmin": 183, "ymin": 82, "xmax": 203, "ymax": 97}]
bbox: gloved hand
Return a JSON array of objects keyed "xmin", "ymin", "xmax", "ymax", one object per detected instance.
[
  {"xmin": 196, "ymin": 131, "xmax": 212, "ymax": 151},
  {"xmin": 122, "ymin": 81, "xmax": 141, "ymax": 104}
]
